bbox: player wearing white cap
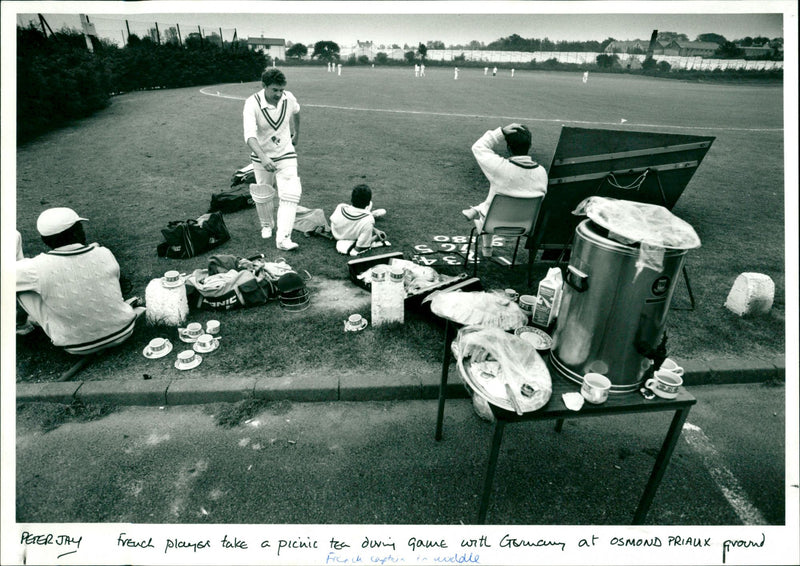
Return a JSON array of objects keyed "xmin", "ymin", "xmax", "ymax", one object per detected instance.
[
  {"xmin": 16, "ymin": 208, "xmax": 144, "ymax": 354},
  {"xmin": 243, "ymin": 68, "xmax": 302, "ymax": 250}
]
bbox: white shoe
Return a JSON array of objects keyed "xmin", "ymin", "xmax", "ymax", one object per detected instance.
[
  {"xmin": 462, "ymin": 208, "xmax": 478, "ymax": 221},
  {"xmin": 371, "ymin": 208, "xmax": 386, "ymax": 219},
  {"xmin": 261, "ymin": 227, "xmax": 273, "ymax": 239},
  {"xmin": 276, "ymin": 238, "xmax": 299, "ymax": 251}
]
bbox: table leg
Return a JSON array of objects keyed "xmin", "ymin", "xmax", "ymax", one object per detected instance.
[
  {"xmin": 435, "ymin": 321, "xmax": 456, "ymax": 441},
  {"xmin": 477, "ymin": 419, "xmax": 506, "ymax": 523},
  {"xmin": 633, "ymin": 406, "xmax": 692, "ymax": 524}
]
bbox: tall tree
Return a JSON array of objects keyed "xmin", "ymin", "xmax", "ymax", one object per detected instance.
[
  {"xmin": 696, "ymin": 33, "xmax": 727, "ymax": 44},
  {"xmin": 312, "ymin": 40, "xmax": 340, "ymax": 62},
  {"xmin": 657, "ymin": 31, "xmax": 689, "ymax": 43},
  {"xmin": 286, "ymin": 43, "xmax": 308, "ymax": 58},
  {"xmin": 715, "ymin": 41, "xmax": 745, "ymax": 58},
  {"xmin": 417, "ymin": 42, "xmax": 427, "ymax": 59}
]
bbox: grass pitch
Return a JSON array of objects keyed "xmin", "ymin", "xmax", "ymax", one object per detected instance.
[{"xmin": 14, "ymin": 66, "xmax": 785, "ymax": 381}]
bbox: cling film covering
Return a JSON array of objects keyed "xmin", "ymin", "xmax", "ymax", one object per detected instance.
[
  {"xmin": 572, "ymin": 197, "xmax": 701, "ymax": 274},
  {"xmin": 452, "ymin": 326, "xmax": 552, "ymax": 413}
]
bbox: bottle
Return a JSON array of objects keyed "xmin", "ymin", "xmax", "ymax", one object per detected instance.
[
  {"xmin": 371, "ymin": 265, "xmax": 389, "ymax": 326},
  {"xmin": 384, "ymin": 266, "xmax": 406, "ymax": 324}
]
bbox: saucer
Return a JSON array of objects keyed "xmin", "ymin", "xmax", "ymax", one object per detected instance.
[
  {"xmin": 179, "ymin": 333, "xmax": 201, "ymax": 344},
  {"xmin": 161, "ymin": 277, "xmax": 184, "ymax": 289},
  {"xmin": 193, "ymin": 339, "xmax": 220, "ymax": 353},
  {"xmin": 345, "ymin": 318, "xmax": 368, "ymax": 332},
  {"xmin": 514, "ymin": 326, "xmax": 553, "ymax": 351},
  {"xmin": 174, "ymin": 353, "xmax": 202, "ymax": 370},
  {"xmin": 143, "ymin": 340, "xmax": 173, "ymax": 359}
]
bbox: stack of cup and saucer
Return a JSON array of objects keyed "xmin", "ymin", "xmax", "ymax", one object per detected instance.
[
  {"xmin": 193, "ymin": 333, "xmax": 220, "ymax": 354},
  {"xmin": 344, "ymin": 313, "xmax": 368, "ymax": 332},
  {"xmin": 178, "ymin": 322, "xmax": 203, "ymax": 343},
  {"xmin": 174, "ymin": 349, "xmax": 202, "ymax": 371},
  {"xmin": 161, "ymin": 270, "xmax": 184, "ymax": 289},
  {"xmin": 142, "ymin": 337, "xmax": 173, "ymax": 359}
]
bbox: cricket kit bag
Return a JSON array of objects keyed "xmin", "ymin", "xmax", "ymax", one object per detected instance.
[
  {"xmin": 185, "ymin": 254, "xmax": 303, "ymax": 311},
  {"xmin": 208, "ymin": 186, "xmax": 255, "ymax": 214},
  {"xmin": 157, "ymin": 212, "xmax": 231, "ymax": 259}
]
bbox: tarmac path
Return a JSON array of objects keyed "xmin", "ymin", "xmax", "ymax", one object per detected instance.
[{"xmin": 15, "ymin": 383, "xmax": 786, "ymax": 526}]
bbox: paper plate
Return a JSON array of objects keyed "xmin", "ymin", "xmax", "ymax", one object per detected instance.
[{"xmin": 514, "ymin": 326, "xmax": 553, "ymax": 351}]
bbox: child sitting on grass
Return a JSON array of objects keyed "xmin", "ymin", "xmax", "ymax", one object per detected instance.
[{"xmin": 330, "ymin": 184, "xmax": 389, "ymax": 256}]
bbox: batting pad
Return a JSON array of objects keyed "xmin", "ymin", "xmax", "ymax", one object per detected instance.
[
  {"xmin": 276, "ymin": 171, "xmax": 302, "ymax": 204},
  {"xmin": 249, "ymin": 183, "xmax": 276, "ymax": 203}
]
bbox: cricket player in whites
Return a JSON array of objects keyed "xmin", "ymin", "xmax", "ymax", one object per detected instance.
[{"xmin": 243, "ymin": 68, "xmax": 302, "ymax": 250}]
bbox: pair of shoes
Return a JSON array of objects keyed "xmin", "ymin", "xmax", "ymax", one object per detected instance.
[
  {"xmin": 276, "ymin": 238, "xmax": 299, "ymax": 251},
  {"xmin": 16, "ymin": 320, "xmax": 35, "ymax": 336},
  {"xmin": 261, "ymin": 227, "xmax": 273, "ymax": 239},
  {"xmin": 462, "ymin": 208, "xmax": 478, "ymax": 221},
  {"xmin": 481, "ymin": 246, "xmax": 493, "ymax": 258},
  {"xmin": 371, "ymin": 208, "xmax": 386, "ymax": 219}
]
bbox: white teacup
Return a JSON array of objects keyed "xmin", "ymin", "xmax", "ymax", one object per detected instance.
[
  {"xmin": 177, "ymin": 350, "xmax": 197, "ymax": 366},
  {"xmin": 505, "ymin": 288, "xmax": 519, "ymax": 302},
  {"xmin": 345, "ymin": 314, "xmax": 368, "ymax": 332},
  {"xmin": 519, "ymin": 295, "xmax": 536, "ymax": 315},
  {"xmin": 581, "ymin": 373, "xmax": 612, "ymax": 404},
  {"xmin": 645, "ymin": 369, "xmax": 683, "ymax": 399},
  {"xmin": 148, "ymin": 338, "xmax": 168, "ymax": 354},
  {"xmin": 206, "ymin": 320, "xmax": 220, "ymax": 335},
  {"xmin": 660, "ymin": 357, "xmax": 684, "ymax": 376},
  {"xmin": 162, "ymin": 270, "xmax": 183, "ymax": 288},
  {"xmin": 195, "ymin": 333, "xmax": 217, "ymax": 352},
  {"xmin": 179, "ymin": 322, "xmax": 203, "ymax": 341}
]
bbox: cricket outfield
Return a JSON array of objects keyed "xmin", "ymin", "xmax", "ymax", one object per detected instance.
[{"xmin": 13, "ymin": 65, "xmax": 786, "ymax": 382}]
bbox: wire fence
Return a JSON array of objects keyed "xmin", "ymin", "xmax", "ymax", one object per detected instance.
[{"xmin": 18, "ymin": 13, "xmax": 783, "ymax": 71}]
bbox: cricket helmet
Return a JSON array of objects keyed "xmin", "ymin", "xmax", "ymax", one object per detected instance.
[{"xmin": 275, "ymin": 271, "xmax": 310, "ymax": 311}]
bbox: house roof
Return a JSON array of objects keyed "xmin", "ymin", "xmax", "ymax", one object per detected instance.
[
  {"xmin": 247, "ymin": 37, "xmax": 285, "ymax": 46},
  {"xmin": 670, "ymin": 41, "xmax": 720, "ymax": 50}
]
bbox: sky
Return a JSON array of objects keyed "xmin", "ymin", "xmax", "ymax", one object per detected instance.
[{"xmin": 9, "ymin": 1, "xmax": 788, "ymax": 48}]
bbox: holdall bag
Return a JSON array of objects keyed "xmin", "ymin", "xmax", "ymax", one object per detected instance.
[
  {"xmin": 208, "ymin": 186, "xmax": 254, "ymax": 214},
  {"xmin": 157, "ymin": 212, "xmax": 231, "ymax": 259}
]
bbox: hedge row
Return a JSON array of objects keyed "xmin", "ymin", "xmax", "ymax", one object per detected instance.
[{"xmin": 17, "ymin": 27, "xmax": 267, "ymax": 144}]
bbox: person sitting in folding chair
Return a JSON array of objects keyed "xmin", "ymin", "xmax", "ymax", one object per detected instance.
[
  {"xmin": 330, "ymin": 184, "xmax": 389, "ymax": 256},
  {"xmin": 16, "ymin": 207, "xmax": 145, "ymax": 357},
  {"xmin": 462, "ymin": 123, "xmax": 548, "ymax": 257}
]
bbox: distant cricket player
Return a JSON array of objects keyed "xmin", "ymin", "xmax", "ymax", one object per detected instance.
[
  {"xmin": 582, "ymin": 71, "xmax": 589, "ymax": 83},
  {"xmin": 243, "ymin": 68, "xmax": 302, "ymax": 250}
]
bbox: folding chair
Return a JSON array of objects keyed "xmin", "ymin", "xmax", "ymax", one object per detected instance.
[{"xmin": 463, "ymin": 194, "xmax": 544, "ymax": 277}]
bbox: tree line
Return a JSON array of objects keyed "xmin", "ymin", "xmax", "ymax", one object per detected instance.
[{"xmin": 17, "ymin": 25, "xmax": 266, "ymax": 143}]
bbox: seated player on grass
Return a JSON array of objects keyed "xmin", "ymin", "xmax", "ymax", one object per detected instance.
[
  {"xmin": 16, "ymin": 207, "xmax": 145, "ymax": 355},
  {"xmin": 330, "ymin": 184, "xmax": 389, "ymax": 256}
]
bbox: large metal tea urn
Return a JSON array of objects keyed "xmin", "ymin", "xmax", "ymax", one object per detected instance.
[{"xmin": 550, "ymin": 219, "xmax": 689, "ymax": 393}]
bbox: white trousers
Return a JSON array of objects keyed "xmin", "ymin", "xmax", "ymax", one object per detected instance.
[{"xmin": 252, "ymin": 158, "xmax": 302, "ymax": 241}]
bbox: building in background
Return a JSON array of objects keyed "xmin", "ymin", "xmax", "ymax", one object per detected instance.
[
  {"xmin": 604, "ymin": 39, "xmax": 664, "ymax": 55},
  {"xmin": 662, "ymin": 40, "xmax": 719, "ymax": 57},
  {"xmin": 247, "ymin": 37, "xmax": 286, "ymax": 60}
]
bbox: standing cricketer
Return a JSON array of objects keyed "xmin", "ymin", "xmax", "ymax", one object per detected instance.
[{"xmin": 243, "ymin": 68, "xmax": 302, "ymax": 250}]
